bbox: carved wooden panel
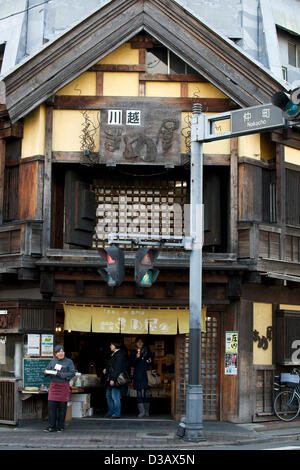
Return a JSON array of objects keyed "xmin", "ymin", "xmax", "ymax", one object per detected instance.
[{"xmin": 99, "ymin": 103, "xmax": 181, "ymax": 166}]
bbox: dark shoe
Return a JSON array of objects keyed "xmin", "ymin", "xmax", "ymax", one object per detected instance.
[
  {"xmin": 57, "ymin": 428, "xmax": 64, "ymax": 432},
  {"xmin": 44, "ymin": 427, "xmax": 56, "ymax": 432},
  {"xmin": 104, "ymin": 413, "xmax": 112, "ymax": 418},
  {"xmin": 110, "ymin": 415, "xmax": 120, "ymax": 419}
]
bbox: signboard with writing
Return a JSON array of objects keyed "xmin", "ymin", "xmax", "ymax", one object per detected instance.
[
  {"xmin": 225, "ymin": 331, "xmax": 238, "ymax": 376},
  {"xmin": 23, "ymin": 358, "xmax": 51, "ymax": 388},
  {"xmin": 100, "ymin": 103, "xmax": 181, "ymax": 166},
  {"xmin": 231, "ymin": 104, "xmax": 284, "ymax": 135}
]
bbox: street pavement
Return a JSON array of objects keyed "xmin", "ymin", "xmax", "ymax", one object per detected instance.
[{"xmin": 1, "ymin": 417, "xmax": 300, "ymax": 450}]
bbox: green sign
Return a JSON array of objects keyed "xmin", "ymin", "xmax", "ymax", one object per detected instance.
[{"xmin": 23, "ymin": 358, "xmax": 51, "ymax": 388}]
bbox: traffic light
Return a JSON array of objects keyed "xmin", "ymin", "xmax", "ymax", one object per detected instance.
[
  {"xmin": 272, "ymin": 88, "xmax": 300, "ymax": 120},
  {"xmin": 135, "ymin": 248, "xmax": 160, "ymax": 287},
  {"xmin": 97, "ymin": 246, "xmax": 125, "ymax": 287}
]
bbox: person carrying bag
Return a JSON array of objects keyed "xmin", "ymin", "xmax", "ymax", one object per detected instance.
[
  {"xmin": 130, "ymin": 337, "xmax": 153, "ymax": 418},
  {"xmin": 103, "ymin": 340, "xmax": 129, "ymax": 419}
]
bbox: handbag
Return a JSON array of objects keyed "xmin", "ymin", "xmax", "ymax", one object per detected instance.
[
  {"xmin": 147, "ymin": 369, "xmax": 161, "ymax": 388},
  {"xmin": 116, "ymin": 371, "xmax": 131, "ymax": 387}
]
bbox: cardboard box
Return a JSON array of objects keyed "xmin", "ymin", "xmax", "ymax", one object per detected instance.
[
  {"xmin": 71, "ymin": 393, "xmax": 91, "ymax": 406},
  {"xmin": 71, "ymin": 401, "xmax": 86, "ymax": 418}
]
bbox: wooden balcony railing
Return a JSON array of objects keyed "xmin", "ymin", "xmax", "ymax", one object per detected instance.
[
  {"xmin": 238, "ymin": 222, "xmax": 300, "ymax": 264},
  {"xmin": 0, "ymin": 221, "xmax": 42, "ymax": 257}
]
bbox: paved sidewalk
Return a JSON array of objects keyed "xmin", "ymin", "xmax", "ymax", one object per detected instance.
[{"xmin": 1, "ymin": 417, "xmax": 300, "ymax": 449}]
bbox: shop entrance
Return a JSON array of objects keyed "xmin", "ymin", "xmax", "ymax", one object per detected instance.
[{"xmin": 63, "ymin": 331, "xmax": 175, "ymax": 419}]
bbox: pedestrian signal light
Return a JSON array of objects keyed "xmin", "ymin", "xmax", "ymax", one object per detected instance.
[
  {"xmin": 272, "ymin": 88, "xmax": 300, "ymax": 120},
  {"xmin": 97, "ymin": 246, "xmax": 125, "ymax": 287},
  {"xmin": 135, "ymin": 248, "xmax": 160, "ymax": 287}
]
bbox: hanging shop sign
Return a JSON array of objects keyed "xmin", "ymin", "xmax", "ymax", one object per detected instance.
[
  {"xmin": 225, "ymin": 331, "xmax": 238, "ymax": 375},
  {"xmin": 64, "ymin": 304, "xmax": 188, "ymax": 335},
  {"xmin": 99, "ymin": 102, "xmax": 181, "ymax": 166}
]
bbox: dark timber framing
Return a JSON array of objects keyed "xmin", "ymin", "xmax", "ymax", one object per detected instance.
[{"xmin": 0, "ymin": 0, "xmax": 286, "ymax": 122}]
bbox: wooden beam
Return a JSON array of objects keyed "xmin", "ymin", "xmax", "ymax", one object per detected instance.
[
  {"xmin": 229, "ymin": 138, "xmax": 238, "ymax": 253},
  {"xmin": 271, "ymin": 129, "xmax": 300, "ymax": 150},
  {"xmin": 276, "ymin": 143, "xmax": 286, "ymax": 260},
  {"xmin": 138, "ymin": 47, "xmax": 146, "ymax": 97},
  {"xmin": 180, "ymin": 81, "xmax": 188, "ymax": 98},
  {"xmin": 0, "ymin": 139, "xmax": 5, "ymax": 225},
  {"xmin": 52, "ymin": 151, "xmax": 231, "ymax": 165},
  {"xmin": 42, "ymin": 104, "xmax": 54, "ymax": 256},
  {"xmin": 53, "ymin": 95, "xmax": 231, "ymax": 112},
  {"xmin": 90, "ymin": 64, "xmax": 146, "ymax": 72},
  {"xmin": 0, "ymin": 122, "xmax": 23, "ymax": 139},
  {"xmin": 140, "ymin": 73, "xmax": 207, "ymax": 82},
  {"xmin": 96, "ymin": 71, "xmax": 103, "ymax": 95}
]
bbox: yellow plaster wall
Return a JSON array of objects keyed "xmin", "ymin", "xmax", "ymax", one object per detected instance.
[
  {"xmin": 21, "ymin": 105, "xmax": 46, "ymax": 158},
  {"xmin": 181, "ymin": 112, "xmax": 231, "ymax": 155},
  {"xmin": 279, "ymin": 304, "xmax": 300, "ymax": 311},
  {"xmin": 103, "ymin": 72, "xmax": 139, "ymax": 96},
  {"xmin": 52, "ymin": 110, "xmax": 100, "ymax": 152},
  {"xmin": 188, "ymin": 82, "xmax": 227, "ymax": 98},
  {"xmin": 145, "ymin": 82, "xmax": 181, "ymax": 97},
  {"xmin": 238, "ymin": 134, "xmax": 261, "ymax": 159},
  {"xmin": 56, "ymin": 72, "xmax": 96, "ymax": 96},
  {"xmin": 98, "ymin": 42, "xmax": 139, "ymax": 65},
  {"xmin": 253, "ymin": 302, "xmax": 273, "ymax": 365},
  {"xmin": 260, "ymin": 133, "xmax": 276, "ymax": 162},
  {"xmin": 284, "ymin": 146, "xmax": 300, "ymax": 166}
]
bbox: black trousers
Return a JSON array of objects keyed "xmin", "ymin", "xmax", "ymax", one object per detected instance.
[{"xmin": 48, "ymin": 400, "xmax": 68, "ymax": 430}]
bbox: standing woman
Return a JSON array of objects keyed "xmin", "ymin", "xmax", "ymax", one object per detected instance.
[
  {"xmin": 131, "ymin": 337, "xmax": 152, "ymax": 418},
  {"xmin": 44, "ymin": 345, "xmax": 75, "ymax": 432},
  {"xmin": 103, "ymin": 340, "xmax": 128, "ymax": 419}
]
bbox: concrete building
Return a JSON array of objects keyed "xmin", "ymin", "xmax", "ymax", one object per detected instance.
[{"xmin": 0, "ymin": 0, "xmax": 299, "ymax": 86}]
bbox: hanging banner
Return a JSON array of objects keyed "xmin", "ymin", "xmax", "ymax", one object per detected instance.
[
  {"xmin": 63, "ymin": 304, "xmax": 92, "ymax": 332},
  {"xmin": 178, "ymin": 307, "xmax": 207, "ymax": 334},
  {"xmin": 64, "ymin": 304, "xmax": 191, "ymax": 335},
  {"xmin": 92, "ymin": 307, "xmax": 122, "ymax": 334},
  {"xmin": 148, "ymin": 308, "xmax": 178, "ymax": 335}
]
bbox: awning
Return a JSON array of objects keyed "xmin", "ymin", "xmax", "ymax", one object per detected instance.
[{"xmin": 63, "ymin": 304, "xmax": 208, "ymax": 335}]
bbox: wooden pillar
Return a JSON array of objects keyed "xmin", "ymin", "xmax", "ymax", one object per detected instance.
[
  {"xmin": 0, "ymin": 138, "xmax": 5, "ymax": 225},
  {"xmin": 229, "ymin": 137, "xmax": 238, "ymax": 254},
  {"xmin": 276, "ymin": 143, "xmax": 286, "ymax": 260},
  {"xmin": 42, "ymin": 103, "xmax": 54, "ymax": 255}
]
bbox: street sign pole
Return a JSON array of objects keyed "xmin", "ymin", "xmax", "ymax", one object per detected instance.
[{"xmin": 184, "ymin": 103, "xmax": 205, "ymax": 442}]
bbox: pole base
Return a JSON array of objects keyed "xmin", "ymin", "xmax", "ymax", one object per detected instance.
[{"xmin": 183, "ymin": 384, "xmax": 206, "ymax": 443}]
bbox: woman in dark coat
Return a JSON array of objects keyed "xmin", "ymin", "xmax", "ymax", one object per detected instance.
[
  {"xmin": 130, "ymin": 337, "xmax": 152, "ymax": 418},
  {"xmin": 103, "ymin": 340, "xmax": 129, "ymax": 418},
  {"xmin": 43, "ymin": 345, "xmax": 75, "ymax": 432}
]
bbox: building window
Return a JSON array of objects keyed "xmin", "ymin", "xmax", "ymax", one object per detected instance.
[
  {"xmin": 0, "ymin": 43, "xmax": 5, "ymax": 74},
  {"xmin": 282, "ymin": 66, "xmax": 288, "ymax": 81},
  {"xmin": 146, "ymin": 46, "xmax": 196, "ymax": 75},
  {"xmin": 286, "ymin": 169, "xmax": 300, "ymax": 227},
  {"xmin": 288, "ymin": 41, "xmax": 300, "ymax": 68},
  {"xmin": 0, "ymin": 335, "xmax": 24, "ymax": 378}
]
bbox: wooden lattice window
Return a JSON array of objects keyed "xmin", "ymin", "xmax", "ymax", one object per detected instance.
[
  {"xmin": 93, "ymin": 175, "xmax": 188, "ymax": 247},
  {"xmin": 175, "ymin": 313, "xmax": 221, "ymax": 420}
]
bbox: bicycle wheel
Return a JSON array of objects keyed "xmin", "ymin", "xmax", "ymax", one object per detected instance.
[{"xmin": 274, "ymin": 389, "xmax": 300, "ymax": 421}]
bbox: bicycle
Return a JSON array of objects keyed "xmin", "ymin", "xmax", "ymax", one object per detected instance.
[{"xmin": 274, "ymin": 369, "xmax": 300, "ymax": 422}]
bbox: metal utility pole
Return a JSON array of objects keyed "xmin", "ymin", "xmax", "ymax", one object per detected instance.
[{"xmin": 184, "ymin": 103, "xmax": 205, "ymax": 442}]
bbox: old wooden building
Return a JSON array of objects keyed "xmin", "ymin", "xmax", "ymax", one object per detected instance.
[{"xmin": 0, "ymin": 0, "xmax": 300, "ymax": 425}]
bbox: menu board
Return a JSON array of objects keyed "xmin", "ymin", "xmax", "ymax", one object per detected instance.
[{"xmin": 23, "ymin": 358, "xmax": 51, "ymax": 388}]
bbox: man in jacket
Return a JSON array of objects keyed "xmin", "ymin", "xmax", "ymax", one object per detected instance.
[{"xmin": 103, "ymin": 340, "xmax": 128, "ymax": 418}]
